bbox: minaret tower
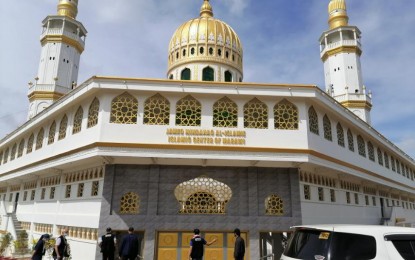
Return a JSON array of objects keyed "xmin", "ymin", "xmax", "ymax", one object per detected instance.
[
  {"xmin": 319, "ymin": 0, "xmax": 372, "ymax": 123},
  {"xmin": 28, "ymin": 0, "xmax": 87, "ymax": 119}
]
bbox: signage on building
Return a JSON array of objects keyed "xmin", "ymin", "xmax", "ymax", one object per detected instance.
[{"xmin": 166, "ymin": 128, "xmax": 246, "ymax": 146}]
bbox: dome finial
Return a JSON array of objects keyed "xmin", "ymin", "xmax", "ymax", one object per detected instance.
[
  {"xmin": 200, "ymin": 0, "xmax": 213, "ymax": 17},
  {"xmin": 328, "ymin": 0, "xmax": 349, "ymax": 29},
  {"xmin": 57, "ymin": 0, "xmax": 79, "ymax": 19}
]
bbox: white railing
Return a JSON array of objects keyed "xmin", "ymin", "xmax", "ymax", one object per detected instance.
[
  {"xmin": 334, "ymin": 93, "xmax": 372, "ymax": 103},
  {"xmin": 40, "ymin": 28, "xmax": 85, "ymax": 47},
  {"xmin": 321, "ymin": 40, "xmax": 361, "ymax": 53}
]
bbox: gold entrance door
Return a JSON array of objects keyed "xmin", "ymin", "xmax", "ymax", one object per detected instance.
[{"xmin": 157, "ymin": 231, "xmax": 249, "ymax": 260}]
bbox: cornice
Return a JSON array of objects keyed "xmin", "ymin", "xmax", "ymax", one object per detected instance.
[
  {"xmin": 321, "ymin": 46, "xmax": 362, "ymax": 62},
  {"xmin": 41, "ymin": 35, "xmax": 84, "ymax": 53}
]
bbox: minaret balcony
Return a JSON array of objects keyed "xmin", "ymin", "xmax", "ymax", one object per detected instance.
[
  {"xmin": 40, "ymin": 28, "xmax": 85, "ymax": 47},
  {"xmin": 334, "ymin": 92, "xmax": 372, "ymax": 104},
  {"xmin": 28, "ymin": 83, "xmax": 71, "ymax": 95},
  {"xmin": 320, "ymin": 39, "xmax": 361, "ymax": 55}
]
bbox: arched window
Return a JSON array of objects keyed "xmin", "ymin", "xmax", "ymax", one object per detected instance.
[
  {"xmin": 48, "ymin": 121, "xmax": 56, "ymax": 145},
  {"xmin": 377, "ymin": 148, "xmax": 383, "ymax": 166},
  {"xmin": 202, "ymin": 67, "xmax": 214, "ymax": 81},
  {"xmin": 144, "ymin": 93, "xmax": 170, "ymax": 125},
  {"xmin": 175, "ymin": 95, "xmax": 201, "ymax": 126},
  {"xmin": 224, "ymin": 70, "xmax": 232, "ymax": 82},
  {"xmin": 181, "ymin": 68, "xmax": 191, "ymax": 80},
  {"xmin": 308, "ymin": 106, "xmax": 319, "ymax": 135},
  {"xmin": 337, "ymin": 123, "xmax": 345, "ymax": 147},
  {"xmin": 72, "ymin": 106, "xmax": 84, "ymax": 134},
  {"xmin": 368, "ymin": 142, "xmax": 375, "ymax": 161},
  {"xmin": 17, "ymin": 139, "xmax": 25, "ymax": 158},
  {"xmin": 35, "ymin": 128, "xmax": 44, "ymax": 150},
  {"xmin": 110, "ymin": 92, "xmax": 138, "ymax": 124},
  {"xmin": 169, "ymin": 74, "xmax": 173, "ymax": 80},
  {"xmin": 120, "ymin": 192, "xmax": 140, "ymax": 214},
  {"xmin": 391, "ymin": 156, "xmax": 396, "ymax": 172},
  {"xmin": 87, "ymin": 98, "xmax": 100, "ymax": 128},
  {"xmin": 274, "ymin": 99, "xmax": 298, "ymax": 130},
  {"xmin": 244, "ymin": 98, "xmax": 268, "ymax": 129},
  {"xmin": 265, "ymin": 194, "xmax": 284, "ymax": 216},
  {"xmin": 10, "ymin": 144, "xmax": 17, "ymax": 161},
  {"xmin": 384, "ymin": 152, "xmax": 390, "ymax": 169},
  {"xmin": 347, "ymin": 129, "xmax": 354, "ymax": 152},
  {"xmin": 27, "ymin": 134, "xmax": 35, "ymax": 153},
  {"xmin": 213, "ymin": 96, "xmax": 238, "ymax": 128},
  {"xmin": 3, "ymin": 148, "xmax": 9, "ymax": 163},
  {"xmin": 58, "ymin": 115, "xmax": 68, "ymax": 140},
  {"xmin": 323, "ymin": 115, "xmax": 332, "ymax": 141},
  {"xmin": 357, "ymin": 135, "xmax": 366, "ymax": 157}
]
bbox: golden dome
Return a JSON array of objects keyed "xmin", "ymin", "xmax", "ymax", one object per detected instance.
[
  {"xmin": 168, "ymin": 0, "xmax": 243, "ymax": 76},
  {"xmin": 57, "ymin": 0, "xmax": 79, "ymax": 19},
  {"xmin": 328, "ymin": 0, "xmax": 349, "ymax": 29}
]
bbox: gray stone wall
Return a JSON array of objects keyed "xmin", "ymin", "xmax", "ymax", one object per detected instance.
[{"xmin": 97, "ymin": 165, "xmax": 301, "ymax": 259}]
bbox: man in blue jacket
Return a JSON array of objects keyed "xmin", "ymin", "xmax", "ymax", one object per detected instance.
[{"xmin": 119, "ymin": 227, "xmax": 139, "ymax": 260}]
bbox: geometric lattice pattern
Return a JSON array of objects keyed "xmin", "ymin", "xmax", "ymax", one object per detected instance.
[
  {"xmin": 143, "ymin": 93, "xmax": 170, "ymax": 125},
  {"xmin": 27, "ymin": 134, "xmax": 34, "ymax": 154},
  {"xmin": 17, "ymin": 139, "xmax": 25, "ymax": 158},
  {"xmin": 304, "ymin": 185, "xmax": 310, "ymax": 200},
  {"xmin": 357, "ymin": 135, "xmax": 366, "ymax": 157},
  {"xmin": 175, "ymin": 177, "xmax": 232, "ymax": 214},
  {"xmin": 213, "ymin": 96, "xmax": 238, "ymax": 128},
  {"xmin": 48, "ymin": 121, "xmax": 56, "ymax": 145},
  {"xmin": 323, "ymin": 115, "xmax": 332, "ymax": 141},
  {"xmin": 244, "ymin": 98, "xmax": 268, "ymax": 129},
  {"xmin": 120, "ymin": 192, "xmax": 139, "ymax": 214},
  {"xmin": 384, "ymin": 152, "xmax": 390, "ymax": 169},
  {"xmin": 377, "ymin": 148, "xmax": 383, "ymax": 166},
  {"xmin": 337, "ymin": 123, "xmax": 345, "ymax": 147},
  {"xmin": 72, "ymin": 107, "xmax": 84, "ymax": 134},
  {"xmin": 3, "ymin": 149, "xmax": 9, "ymax": 163},
  {"xmin": 368, "ymin": 142, "xmax": 375, "ymax": 161},
  {"xmin": 265, "ymin": 194, "xmax": 284, "ymax": 216},
  {"xmin": 175, "ymin": 95, "xmax": 201, "ymax": 126},
  {"xmin": 10, "ymin": 144, "xmax": 16, "ymax": 161},
  {"xmin": 110, "ymin": 92, "xmax": 138, "ymax": 124},
  {"xmin": 347, "ymin": 129, "xmax": 354, "ymax": 152},
  {"xmin": 87, "ymin": 98, "xmax": 100, "ymax": 128},
  {"xmin": 35, "ymin": 128, "xmax": 44, "ymax": 150},
  {"xmin": 308, "ymin": 106, "xmax": 319, "ymax": 135},
  {"xmin": 274, "ymin": 99, "xmax": 298, "ymax": 130},
  {"xmin": 58, "ymin": 115, "xmax": 68, "ymax": 140}
]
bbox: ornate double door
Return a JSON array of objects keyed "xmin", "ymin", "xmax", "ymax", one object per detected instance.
[{"xmin": 157, "ymin": 231, "xmax": 249, "ymax": 260}]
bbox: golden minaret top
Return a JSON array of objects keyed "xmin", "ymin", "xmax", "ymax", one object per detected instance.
[
  {"xmin": 200, "ymin": 0, "xmax": 213, "ymax": 18},
  {"xmin": 57, "ymin": 0, "xmax": 79, "ymax": 19},
  {"xmin": 328, "ymin": 0, "xmax": 349, "ymax": 29}
]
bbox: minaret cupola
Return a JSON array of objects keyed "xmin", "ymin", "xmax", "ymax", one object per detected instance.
[
  {"xmin": 57, "ymin": 0, "xmax": 79, "ymax": 19},
  {"xmin": 167, "ymin": 0, "xmax": 243, "ymax": 82},
  {"xmin": 319, "ymin": 0, "xmax": 372, "ymax": 124}
]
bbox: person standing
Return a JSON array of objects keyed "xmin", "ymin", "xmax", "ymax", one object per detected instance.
[
  {"xmin": 31, "ymin": 234, "xmax": 50, "ymax": 260},
  {"xmin": 53, "ymin": 228, "xmax": 69, "ymax": 260},
  {"xmin": 99, "ymin": 227, "xmax": 117, "ymax": 260},
  {"xmin": 233, "ymin": 228, "xmax": 245, "ymax": 260},
  {"xmin": 119, "ymin": 227, "xmax": 139, "ymax": 260},
  {"xmin": 188, "ymin": 228, "xmax": 217, "ymax": 260}
]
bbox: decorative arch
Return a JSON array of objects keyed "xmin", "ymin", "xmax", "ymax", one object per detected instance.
[
  {"xmin": 244, "ymin": 98, "xmax": 268, "ymax": 129},
  {"xmin": 274, "ymin": 99, "xmax": 298, "ymax": 130},
  {"xmin": 213, "ymin": 96, "xmax": 238, "ymax": 128},
  {"xmin": 181, "ymin": 68, "xmax": 191, "ymax": 80},
  {"xmin": 308, "ymin": 106, "xmax": 319, "ymax": 135},
  {"xmin": 110, "ymin": 92, "xmax": 138, "ymax": 124},
  {"xmin": 10, "ymin": 144, "xmax": 17, "ymax": 161},
  {"xmin": 323, "ymin": 115, "xmax": 332, "ymax": 141},
  {"xmin": 174, "ymin": 176, "xmax": 232, "ymax": 214},
  {"xmin": 144, "ymin": 93, "xmax": 170, "ymax": 125},
  {"xmin": 224, "ymin": 70, "xmax": 232, "ymax": 82},
  {"xmin": 35, "ymin": 128, "xmax": 44, "ymax": 150},
  {"xmin": 27, "ymin": 134, "xmax": 35, "ymax": 153},
  {"xmin": 368, "ymin": 142, "xmax": 375, "ymax": 161},
  {"xmin": 87, "ymin": 98, "xmax": 100, "ymax": 128},
  {"xmin": 72, "ymin": 107, "xmax": 84, "ymax": 134},
  {"xmin": 336, "ymin": 123, "xmax": 345, "ymax": 147},
  {"xmin": 120, "ymin": 192, "xmax": 140, "ymax": 214},
  {"xmin": 175, "ymin": 95, "xmax": 201, "ymax": 126},
  {"xmin": 265, "ymin": 194, "xmax": 284, "ymax": 216},
  {"xmin": 48, "ymin": 121, "xmax": 56, "ymax": 145},
  {"xmin": 17, "ymin": 139, "xmax": 25, "ymax": 158},
  {"xmin": 202, "ymin": 66, "xmax": 214, "ymax": 81},
  {"xmin": 58, "ymin": 115, "xmax": 68, "ymax": 140},
  {"xmin": 357, "ymin": 135, "xmax": 366, "ymax": 157},
  {"xmin": 377, "ymin": 148, "xmax": 384, "ymax": 166},
  {"xmin": 347, "ymin": 129, "xmax": 354, "ymax": 152},
  {"xmin": 3, "ymin": 148, "xmax": 9, "ymax": 163}
]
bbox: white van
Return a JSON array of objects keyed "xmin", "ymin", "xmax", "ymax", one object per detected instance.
[{"xmin": 280, "ymin": 224, "xmax": 415, "ymax": 260}]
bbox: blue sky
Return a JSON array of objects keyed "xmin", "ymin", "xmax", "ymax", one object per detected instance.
[{"xmin": 0, "ymin": 0, "xmax": 414, "ymax": 158}]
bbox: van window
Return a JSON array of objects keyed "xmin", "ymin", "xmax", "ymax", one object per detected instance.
[
  {"xmin": 385, "ymin": 234, "xmax": 415, "ymax": 260},
  {"xmin": 329, "ymin": 232, "xmax": 376, "ymax": 259},
  {"xmin": 283, "ymin": 229, "xmax": 330, "ymax": 259}
]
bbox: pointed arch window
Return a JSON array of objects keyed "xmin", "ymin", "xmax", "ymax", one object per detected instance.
[
  {"xmin": 17, "ymin": 139, "xmax": 25, "ymax": 158},
  {"xmin": 377, "ymin": 148, "xmax": 383, "ymax": 166},
  {"xmin": 58, "ymin": 115, "xmax": 68, "ymax": 140},
  {"xmin": 368, "ymin": 142, "xmax": 375, "ymax": 161},
  {"xmin": 87, "ymin": 98, "xmax": 100, "ymax": 128},
  {"xmin": 323, "ymin": 115, "xmax": 332, "ymax": 141},
  {"xmin": 384, "ymin": 152, "xmax": 390, "ymax": 169},
  {"xmin": 308, "ymin": 106, "xmax": 319, "ymax": 135},
  {"xmin": 357, "ymin": 135, "xmax": 366, "ymax": 157},
  {"xmin": 181, "ymin": 68, "xmax": 191, "ymax": 80},
  {"xmin": 48, "ymin": 121, "xmax": 56, "ymax": 145},
  {"xmin": 10, "ymin": 144, "xmax": 17, "ymax": 161},
  {"xmin": 144, "ymin": 93, "xmax": 170, "ymax": 125},
  {"xmin": 213, "ymin": 96, "xmax": 238, "ymax": 128},
  {"xmin": 347, "ymin": 129, "xmax": 354, "ymax": 152},
  {"xmin": 274, "ymin": 99, "xmax": 298, "ymax": 130},
  {"xmin": 336, "ymin": 123, "xmax": 345, "ymax": 147},
  {"xmin": 27, "ymin": 134, "xmax": 35, "ymax": 153},
  {"xmin": 3, "ymin": 148, "xmax": 9, "ymax": 163},
  {"xmin": 224, "ymin": 70, "xmax": 232, "ymax": 82},
  {"xmin": 175, "ymin": 95, "xmax": 201, "ymax": 126},
  {"xmin": 72, "ymin": 107, "xmax": 83, "ymax": 134},
  {"xmin": 120, "ymin": 192, "xmax": 140, "ymax": 215},
  {"xmin": 244, "ymin": 98, "xmax": 268, "ymax": 129},
  {"xmin": 265, "ymin": 194, "xmax": 284, "ymax": 216},
  {"xmin": 110, "ymin": 92, "xmax": 138, "ymax": 124},
  {"xmin": 202, "ymin": 67, "xmax": 214, "ymax": 81},
  {"xmin": 35, "ymin": 128, "xmax": 44, "ymax": 150},
  {"xmin": 391, "ymin": 156, "xmax": 396, "ymax": 172}
]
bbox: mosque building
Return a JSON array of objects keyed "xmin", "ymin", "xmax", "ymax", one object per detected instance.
[{"xmin": 0, "ymin": 0, "xmax": 414, "ymax": 259}]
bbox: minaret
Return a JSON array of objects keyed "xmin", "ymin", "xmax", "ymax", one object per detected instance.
[
  {"xmin": 319, "ymin": 0, "xmax": 372, "ymax": 123},
  {"xmin": 27, "ymin": 0, "xmax": 87, "ymax": 119}
]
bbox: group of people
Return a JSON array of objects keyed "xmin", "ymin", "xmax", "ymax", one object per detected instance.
[{"xmin": 32, "ymin": 226, "xmax": 246, "ymax": 260}]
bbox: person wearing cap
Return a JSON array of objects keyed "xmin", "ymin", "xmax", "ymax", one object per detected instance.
[
  {"xmin": 31, "ymin": 234, "xmax": 50, "ymax": 260},
  {"xmin": 233, "ymin": 228, "xmax": 245, "ymax": 260},
  {"xmin": 188, "ymin": 228, "xmax": 217, "ymax": 260},
  {"xmin": 99, "ymin": 227, "xmax": 117, "ymax": 260},
  {"xmin": 119, "ymin": 227, "xmax": 139, "ymax": 260}
]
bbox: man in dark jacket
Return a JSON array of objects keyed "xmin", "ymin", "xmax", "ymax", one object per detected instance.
[
  {"xmin": 233, "ymin": 228, "xmax": 245, "ymax": 260},
  {"xmin": 188, "ymin": 228, "xmax": 217, "ymax": 260},
  {"xmin": 99, "ymin": 227, "xmax": 116, "ymax": 260},
  {"xmin": 119, "ymin": 227, "xmax": 139, "ymax": 260},
  {"xmin": 53, "ymin": 228, "xmax": 69, "ymax": 260}
]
